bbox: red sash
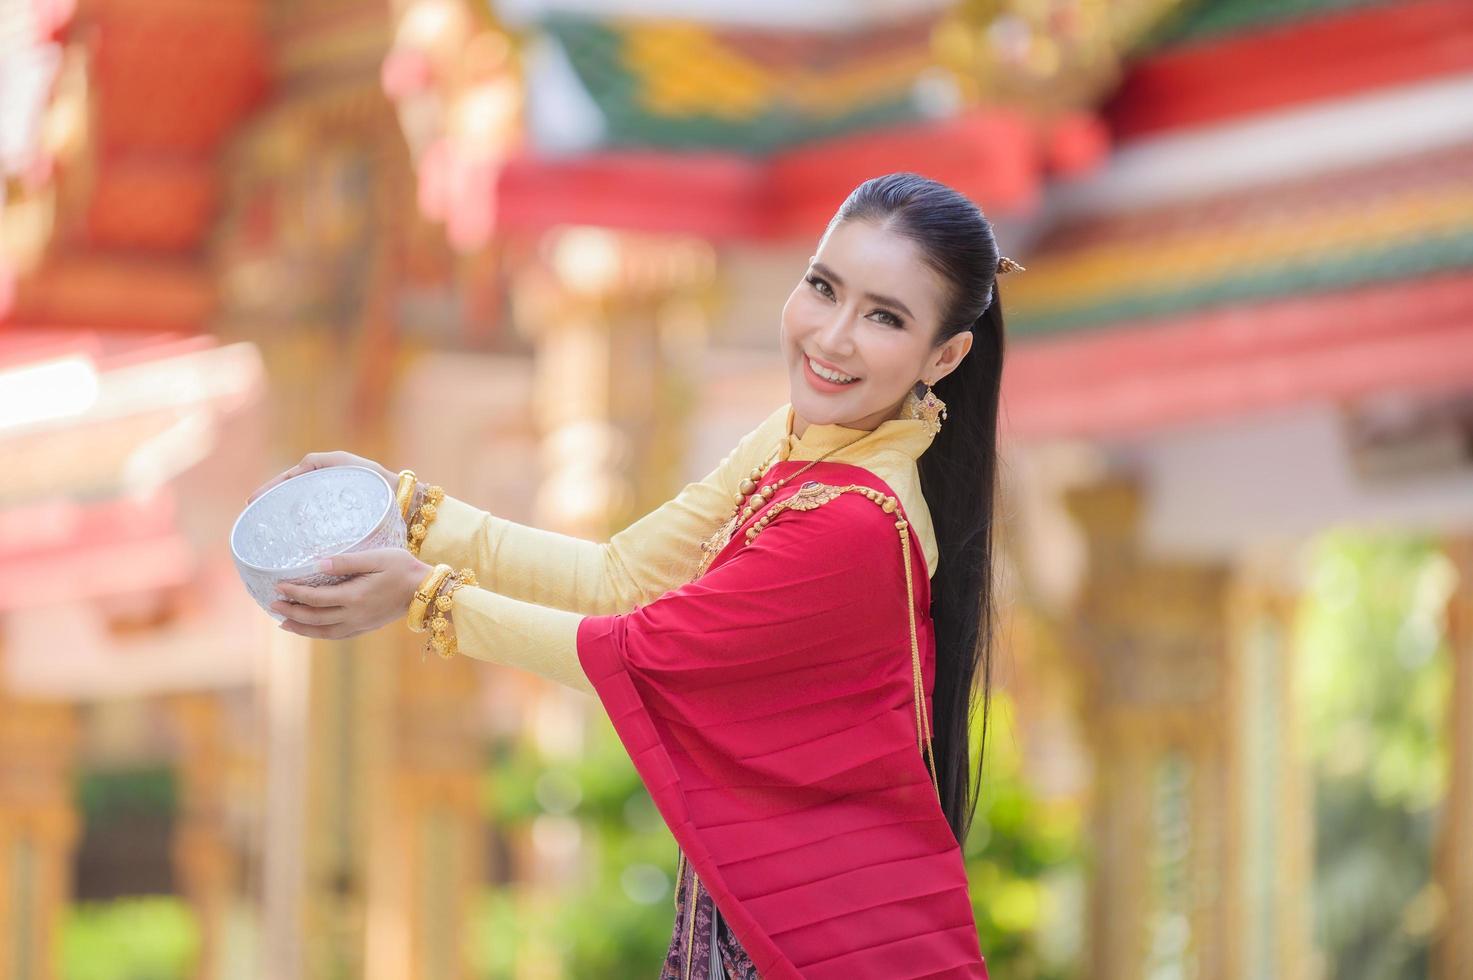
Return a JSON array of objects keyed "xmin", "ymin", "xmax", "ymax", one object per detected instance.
[{"xmin": 576, "ymin": 461, "xmax": 987, "ymax": 979}]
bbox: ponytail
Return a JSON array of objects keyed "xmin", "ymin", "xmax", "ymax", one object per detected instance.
[{"xmin": 919, "ymin": 291, "xmax": 1003, "ymax": 844}]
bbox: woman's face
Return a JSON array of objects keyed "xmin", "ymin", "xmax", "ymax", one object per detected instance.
[{"xmin": 780, "ymin": 218, "xmax": 973, "ymax": 434}]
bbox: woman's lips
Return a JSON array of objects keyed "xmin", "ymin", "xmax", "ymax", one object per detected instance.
[{"xmin": 802, "ymin": 353, "xmax": 860, "ymax": 392}]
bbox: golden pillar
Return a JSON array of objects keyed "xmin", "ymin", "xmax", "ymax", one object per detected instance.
[
  {"xmin": 260, "ymin": 632, "xmax": 403, "ymax": 980},
  {"xmin": 363, "ymin": 651, "xmax": 484, "ymax": 980},
  {"xmin": 514, "ymin": 226, "xmax": 716, "ymax": 538},
  {"xmin": 1436, "ymin": 537, "xmax": 1473, "ymax": 980},
  {"xmin": 1063, "ymin": 479, "xmax": 1232, "ymax": 980},
  {"xmin": 299, "ymin": 633, "xmax": 397, "ymax": 980},
  {"xmin": 0, "ymin": 694, "xmax": 81, "ymax": 980},
  {"xmin": 375, "ymin": 358, "xmax": 540, "ymax": 980},
  {"xmin": 169, "ymin": 694, "xmax": 240, "ymax": 980},
  {"xmin": 1223, "ymin": 557, "xmax": 1314, "ymax": 980}
]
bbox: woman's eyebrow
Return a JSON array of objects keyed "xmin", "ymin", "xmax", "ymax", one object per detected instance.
[{"xmin": 811, "ymin": 262, "xmax": 914, "ymax": 320}]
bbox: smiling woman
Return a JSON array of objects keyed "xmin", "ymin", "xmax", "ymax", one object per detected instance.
[
  {"xmin": 782, "ymin": 219, "xmax": 973, "ymax": 435},
  {"xmin": 247, "ymin": 172, "xmax": 1014, "ymax": 979}
]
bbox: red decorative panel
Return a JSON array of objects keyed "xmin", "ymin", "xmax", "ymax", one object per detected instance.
[
  {"xmin": 10, "ymin": 254, "xmax": 214, "ymax": 330},
  {"xmin": 1001, "ymin": 271, "xmax": 1473, "ymax": 440},
  {"xmin": 498, "ymin": 152, "xmax": 771, "ymax": 241},
  {"xmin": 0, "ymin": 530, "xmax": 196, "ymax": 612},
  {"xmin": 1108, "ymin": 0, "xmax": 1473, "ymax": 138},
  {"xmin": 495, "ymin": 108, "xmax": 1058, "ymax": 242},
  {"xmin": 86, "ymin": 157, "xmax": 217, "ymax": 250},
  {"xmin": 4, "ymin": 0, "xmax": 271, "ymax": 331},
  {"xmin": 85, "ymin": 0, "xmax": 270, "ymax": 156},
  {"xmin": 0, "ymin": 492, "xmax": 178, "ymax": 562},
  {"xmin": 770, "ymin": 110, "xmax": 1044, "ymax": 235}
]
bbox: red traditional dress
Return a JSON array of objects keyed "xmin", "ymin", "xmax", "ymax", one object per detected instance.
[{"xmin": 417, "ymin": 404, "xmax": 988, "ymax": 979}]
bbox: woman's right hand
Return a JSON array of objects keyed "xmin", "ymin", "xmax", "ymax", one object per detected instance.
[{"xmin": 246, "ymin": 451, "xmax": 399, "ymax": 505}]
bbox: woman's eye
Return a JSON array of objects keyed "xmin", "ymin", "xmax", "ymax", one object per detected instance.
[
  {"xmin": 871, "ymin": 310, "xmax": 903, "ymax": 327},
  {"xmin": 805, "ymin": 275, "xmax": 834, "ymax": 299}
]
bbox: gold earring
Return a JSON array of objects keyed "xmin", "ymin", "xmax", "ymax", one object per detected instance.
[{"xmin": 902, "ymin": 380, "xmax": 947, "ymax": 437}]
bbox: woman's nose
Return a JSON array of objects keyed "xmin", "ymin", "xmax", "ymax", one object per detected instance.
[{"xmin": 817, "ymin": 311, "xmax": 854, "ymax": 353}]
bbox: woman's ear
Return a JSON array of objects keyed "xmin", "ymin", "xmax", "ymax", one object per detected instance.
[{"xmin": 928, "ymin": 330, "xmax": 973, "ymax": 383}]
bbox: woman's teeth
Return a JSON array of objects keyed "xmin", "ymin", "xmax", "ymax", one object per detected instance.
[{"xmin": 809, "ymin": 356, "xmax": 858, "ymax": 384}]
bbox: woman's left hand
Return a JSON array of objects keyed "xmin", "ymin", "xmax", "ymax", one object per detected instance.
[{"xmin": 271, "ymin": 547, "xmax": 433, "ymax": 640}]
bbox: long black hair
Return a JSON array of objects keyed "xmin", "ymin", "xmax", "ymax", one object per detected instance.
[{"xmin": 826, "ymin": 172, "xmax": 1004, "ymax": 845}]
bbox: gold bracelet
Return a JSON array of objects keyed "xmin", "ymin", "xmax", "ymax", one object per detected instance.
[
  {"xmin": 407, "ymin": 484, "xmax": 444, "ymax": 557},
  {"xmin": 426, "ymin": 567, "xmax": 477, "ymax": 658},
  {"xmin": 395, "ymin": 469, "xmax": 417, "ymax": 522},
  {"xmin": 407, "ymin": 563, "xmax": 454, "ymax": 633}
]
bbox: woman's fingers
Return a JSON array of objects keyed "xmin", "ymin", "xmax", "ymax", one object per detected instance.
[
  {"xmin": 317, "ymin": 548, "xmax": 400, "ymax": 577},
  {"xmin": 277, "ymin": 613, "xmax": 373, "ymax": 640},
  {"xmin": 271, "ymin": 601, "xmax": 348, "ymax": 626},
  {"xmin": 269, "ymin": 546, "xmax": 420, "ymax": 642},
  {"xmin": 276, "ymin": 579, "xmax": 353, "ymax": 607},
  {"xmin": 245, "ymin": 452, "xmax": 393, "ymax": 505},
  {"xmin": 278, "ymin": 618, "xmax": 357, "ymax": 640}
]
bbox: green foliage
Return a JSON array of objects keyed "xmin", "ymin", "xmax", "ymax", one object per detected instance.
[
  {"xmin": 1296, "ymin": 531, "xmax": 1454, "ymax": 980},
  {"xmin": 473, "ymin": 713, "xmax": 677, "ymax": 978},
  {"xmin": 963, "ymin": 693, "xmax": 1084, "ymax": 980},
  {"xmin": 60, "ymin": 897, "xmax": 198, "ymax": 980}
]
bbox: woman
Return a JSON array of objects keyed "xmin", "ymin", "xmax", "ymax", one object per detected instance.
[{"xmin": 247, "ymin": 172, "xmax": 1010, "ymax": 978}]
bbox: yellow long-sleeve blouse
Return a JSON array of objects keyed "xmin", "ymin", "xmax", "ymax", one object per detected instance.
[{"xmin": 415, "ymin": 402, "xmax": 939, "ymax": 693}]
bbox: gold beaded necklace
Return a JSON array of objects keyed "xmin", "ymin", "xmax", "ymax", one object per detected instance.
[{"xmin": 695, "ymin": 432, "xmax": 864, "ymax": 579}]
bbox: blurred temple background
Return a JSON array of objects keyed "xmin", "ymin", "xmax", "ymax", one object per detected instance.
[{"xmin": 2, "ymin": 0, "xmax": 1473, "ymax": 977}]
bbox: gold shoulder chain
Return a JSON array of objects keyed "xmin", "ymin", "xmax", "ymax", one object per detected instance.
[{"xmin": 742, "ymin": 481, "xmax": 940, "ymax": 798}]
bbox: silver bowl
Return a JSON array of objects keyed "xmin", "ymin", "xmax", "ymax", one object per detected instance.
[{"xmin": 230, "ymin": 465, "xmax": 407, "ymax": 622}]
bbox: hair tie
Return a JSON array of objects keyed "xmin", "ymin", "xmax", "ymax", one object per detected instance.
[{"xmin": 996, "ymin": 255, "xmax": 1026, "ymax": 275}]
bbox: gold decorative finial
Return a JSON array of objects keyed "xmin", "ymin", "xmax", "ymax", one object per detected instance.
[{"xmin": 996, "ymin": 255, "xmax": 1026, "ymax": 274}]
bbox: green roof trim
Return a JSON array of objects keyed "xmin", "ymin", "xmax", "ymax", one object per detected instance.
[
  {"xmin": 1143, "ymin": 0, "xmax": 1396, "ymax": 48},
  {"xmin": 1010, "ymin": 231, "xmax": 1473, "ymax": 339},
  {"xmin": 596, "ymin": 97, "xmax": 921, "ymax": 155},
  {"xmin": 540, "ymin": 13, "xmax": 928, "ymax": 155}
]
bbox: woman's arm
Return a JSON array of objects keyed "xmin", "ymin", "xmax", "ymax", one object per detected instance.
[
  {"xmin": 445, "ymin": 584, "xmax": 593, "ymax": 693},
  {"xmin": 439, "ymin": 483, "xmax": 915, "ymax": 701},
  {"xmin": 416, "ymin": 408, "xmax": 784, "ymax": 616}
]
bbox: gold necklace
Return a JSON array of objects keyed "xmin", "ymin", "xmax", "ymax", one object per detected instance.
[{"xmin": 695, "ymin": 433, "xmax": 860, "ymax": 578}]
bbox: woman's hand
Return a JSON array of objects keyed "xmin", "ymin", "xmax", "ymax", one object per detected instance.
[
  {"xmin": 247, "ymin": 451, "xmax": 398, "ymax": 505},
  {"xmin": 271, "ymin": 547, "xmax": 433, "ymax": 640}
]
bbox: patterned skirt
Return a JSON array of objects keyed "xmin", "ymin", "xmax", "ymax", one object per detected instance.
[{"xmin": 660, "ymin": 851, "xmax": 761, "ymax": 980}]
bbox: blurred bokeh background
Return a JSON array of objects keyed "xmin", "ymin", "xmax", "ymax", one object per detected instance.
[{"xmin": 3, "ymin": 0, "xmax": 1472, "ymax": 977}]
